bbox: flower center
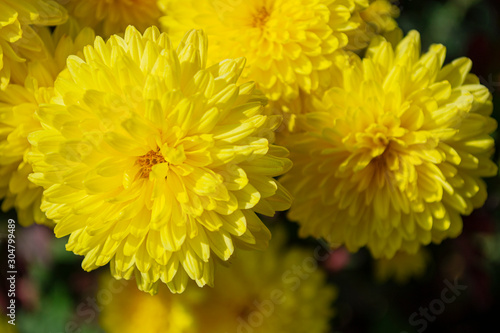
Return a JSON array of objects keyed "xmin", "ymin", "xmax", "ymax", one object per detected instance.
[
  {"xmin": 252, "ymin": 7, "xmax": 270, "ymax": 28},
  {"xmin": 372, "ymin": 141, "xmax": 393, "ymax": 166},
  {"xmin": 137, "ymin": 149, "xmax": 166, "ymax": 178}
]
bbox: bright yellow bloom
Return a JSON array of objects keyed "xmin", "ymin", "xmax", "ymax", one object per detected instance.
[
  {"xmin": 375, "ymin": 248, "xmax": 430, "ymax": 284},
  {"xmin": 274, "ymin": 0, "xmax": 400, "ymax": 132},
  {"xmin": 100, "ymin": 229, "xmax": 337, "ymax": 333},
  {"xmin": 0, "ymin": 0, "xmax": 67, "ymax": 89},
  {"xmin": 28, "ymin": 27, "xmax": 292, "ymax": 294},
  {"xmin": 0, "ymin": 21, "xmax": 95, "ymax": 226},
  {"xmin": 281, "ymin": 31, "xmax": 498, "ymax": 259},
  {"xmin": 159, "ymin": 0, "xmax": 362, "ymax": 103},
  {"xmin": 61, "ymin": 0, "xmax": 161, "ymax": 37}
]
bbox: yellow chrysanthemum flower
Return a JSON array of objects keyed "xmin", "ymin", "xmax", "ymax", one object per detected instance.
[
  {"xmin": 374, "ymin": 248, "xmax": 430, "ymax": 284},
  {"xmin": 0, "ymin": 21, "xmax": 95, "ymax": 226},
  {"xmin": 159, "ymin": 0, "xmax": 362, "ymax": 102},
  {"xmin": 28, "ymin": 27, "xmax": 292, "ymax": 294},
  {"xmin": 100, "ymin": 229, "xmax": 336, "ymax": 333},
  {"xmin": 0, "ymin": 0, "xmax": 67, "ymax": 89},
  {"xmin": 275, "ymin": 0, "xmax": 399, "ymax": 131},
  {"xmin": 60, "ymin": 0, "xmax": 161, "ymax": 37},
  {"xmin": 281, "ymin": 30, "xmax": 498, "ymax": 259}
]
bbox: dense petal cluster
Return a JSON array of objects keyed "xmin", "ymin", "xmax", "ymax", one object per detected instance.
[
  {"xmin": 159, "ymin": 0, "xmax": 372, "ymax": 103},
  {"xmin": 281, "ymin": 31, "xmax": 498, "ymax": 258},
  {"xmin": 0, "ymin": 0, "xmax": 67, "ymax": 89},
  {"xmin": 100, "ymin": 229, "xmax": 337, "ymax": 333},
  {"xmin": 28, "ymin": 27, "xmax": 292, "ymax": 294},
  {"xmin": 274, "ymin": 0, "xmax": 399, "ymax": 130},
  {"xmin": 60, "ymin": 0, "xmax": 161, "ymax": 37},
  {"xmin": 0, "ymin": 21, "xmax": 95, "ymax": 226}
]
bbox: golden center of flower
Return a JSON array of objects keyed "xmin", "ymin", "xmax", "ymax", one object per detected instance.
[
  {"xmin": 252, "ymin": 7, "xmax": 270, "ymax": 28},
  {"xmin": 137, "ymin": 149, "xmax": 166, "ymax": 178},
  {"xmin": 371, "ymin": 141, "xmax": 393, "ymax": 166}
]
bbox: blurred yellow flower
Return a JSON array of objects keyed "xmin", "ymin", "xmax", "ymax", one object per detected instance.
[
  {"xmin": 60, "ymin": 0, "xmax": 161, "ymax": 37},
  {"xmin": 100, "ymin": 229, "xmax": 336, "ymax": 333},
  {"xmin": 375, "ymin": 248, "xmax": 430, "ymax": 284},
  {"xmin": 346, "ymin": 0, "xmax": 400, "ymax": 51},
  {"xmin": 159, "ymin": 0, "xmax": 364, "ymax": 103},
  {"xmin": 28, "ymin": 27, "xmax": 292, "ymax": 294},
  {"xmin": 281, "ymin": 30, "xmax": 497, "ymax": 258},
  {"xmin": 100, "ymin": 276, "xmax": 194, "ymax": 333},
  {"xmin": 0, "ymin": 20, "xmax": 95, "ymax": 226},
  {"xmin": 186, "ymin": 231, "xmax": 337, "ymax": 333},
  {"xmin": 0, "ymin": 0, "xmax": 67, "ymax": 89}
]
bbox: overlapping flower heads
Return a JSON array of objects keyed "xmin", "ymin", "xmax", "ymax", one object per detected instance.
[
  {"xmin": 59, "ymin": 0, "xmax": 161, "ymax": 37},
  {"xmin": 158, "ymin": 0, "xmax": 399, "ymax": 104},
  {"xmin": 346, "ymin": 0, "xmax": 400, "ymax": 51},
  {"xmin": 0, "ymin": 20, "xmax": 95, "ymax": 226},
  {"xmin": 184, "ymin": 232, "xmax": 336, "ymax": 333},
  {"xmin": 281, "ymin": 31, "xmax": 497, "ymax": 258},
  {"xmin": 100, "ymin": 229, "xmax": 337, "ymax": 332},
  {"xmin": 0, "ymin": 0, "xmax": 67, "ymax": 88},
  {"xmin": 28, "ymin": 27, "xmax": 292, "ymax": 294},
  {"xmin": 0, "ymin": 0, "xmax": 496, "ymax": 304}
]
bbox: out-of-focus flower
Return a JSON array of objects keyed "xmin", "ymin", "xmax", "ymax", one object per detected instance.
[
  {"xmin": 346, "ymin": 0, "xmax": 400, "ymax": 51},
  {"xmin": 100, "ymin": 229, "xmax": 336, "ymax": 333},
  {"xmin": 188, "ymin": 231, "xmax": 337, "ymax": 333},
  {"xmin": 28, "ymin": 27, "xmax": 292, "ymax": 294},
  {"xmin": 18, "ymin": 224, "xmax": 54, "ymax": 265},
  {"xmin": 100, "ymin": 277, "xmax": 194, "ymax": 333},
  {"xmin": 375, "ymin": 248, "xmax": 430, "ymax": 284},
  {"xmin": 0, "ymin": 0, "xmax": 67, "ymax": 89},
  {"xmin": 324, "ymin": 247, "xmax": 351, "ymax": 272},
  {"xmin": 281, "ymin": 30, "xmax": 498, "ymax": 258},
  {"xmin": 159, "ymin": 0, "xmax": 388, "ymax": 104},
  {"xmin": 0, "ymin": 20, "xmax": 95, "ymax": 226},
  {"xmin": 59, "ymin": 0, "xmax": 161, "ymax": 37}
]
